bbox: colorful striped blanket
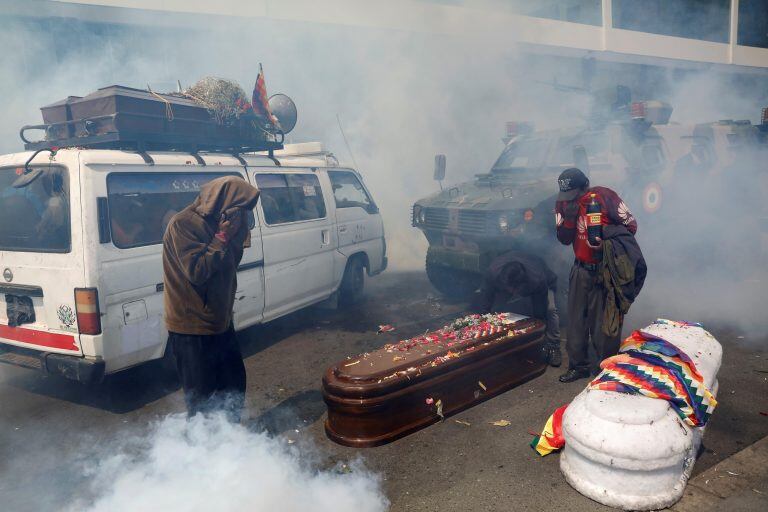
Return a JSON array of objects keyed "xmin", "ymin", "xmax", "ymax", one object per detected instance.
[{"xmin": 589, "ymin": 323, "xmax": 717, "ymax": 427}]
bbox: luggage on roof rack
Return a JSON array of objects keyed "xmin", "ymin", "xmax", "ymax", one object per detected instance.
[{"xmin": 20, "ymin": 85, "xmax": 284, "ymax": 154}]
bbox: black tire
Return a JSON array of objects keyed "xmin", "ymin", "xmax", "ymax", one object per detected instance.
[
  {"xmin": 425, "ymin": 258, "xmax": 480, "ymax": 300},
  {"xmin": 339, "ymin": 256, "xmax": 365, "ymax": 306}
]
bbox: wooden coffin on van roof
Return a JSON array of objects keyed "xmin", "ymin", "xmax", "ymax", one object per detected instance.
[
  {"xmin": 323, "ymin": 313, "xmax": 546, "ymax": 447},
  {"xmin": 25, "ymin": 85, "xmax": 282, "ymax": 153}
]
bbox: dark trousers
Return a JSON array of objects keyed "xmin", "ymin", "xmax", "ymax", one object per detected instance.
[
  {"xmin": 566, "ymin": 263, "xmax": 622, "ymax": 372},
  {"xmin": 531, "ymin": 289, "xmax": 561, "ymax": 349},
  {"xmin": 169, "ymin": 327, "xmax": 246, "ymax": 422}
]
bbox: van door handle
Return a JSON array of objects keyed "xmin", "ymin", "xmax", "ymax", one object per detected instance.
[{"xmin": 321, "ymin": 229, "xmax": 330, "ymax": 245}]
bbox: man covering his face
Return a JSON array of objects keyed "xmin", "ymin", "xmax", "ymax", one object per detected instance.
[{"xmin": 162, "ymin": 175, "xmax": 259, "ymax": 421}]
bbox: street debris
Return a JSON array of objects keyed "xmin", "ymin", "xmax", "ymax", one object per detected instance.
[
  {"xmin": 455, "ymin": 420, "xmax": 471, "ymax": 426},
  {"xmin": 425, "ymin": 397, "xmax": 434, "ymax": 405},
  {"xmin": 491, "ymin": 420, "xmax": 511, "ymax": 427},
  {"xmin": 478, "ymin": 381, "xmax": 487, "ymax": 391},
  {"xmin": 435, "ymin": 399, "xmax": 444, "ymax": 420},
  {"xmin": 726, "ymin": 471, "xmax": 741, "ymax": 476},
  {"xmin": 377, "ymin": 324, "xmax": 396, "ymax": 334},
  {"xmin": 344, "ymin": 360, "xmax": 360, "ymax": 367},
  {"xmin": 335, "ymin": 463, "xmax": 353, "ymax": 475}
]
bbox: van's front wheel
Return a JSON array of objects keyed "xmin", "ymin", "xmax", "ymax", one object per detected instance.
[{"xmin": 339, "ymin": 257, "xmax": 365, "ymax": 306}]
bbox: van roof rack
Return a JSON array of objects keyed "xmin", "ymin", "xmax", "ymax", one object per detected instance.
[{"xmin": 20, "ymin": 124, "xmax": 284, "ymax": 155}]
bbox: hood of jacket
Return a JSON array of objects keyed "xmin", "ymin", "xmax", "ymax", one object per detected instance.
[{"xmin": 192, "ymin": 175, "xmax": 260, "ymax": 220}]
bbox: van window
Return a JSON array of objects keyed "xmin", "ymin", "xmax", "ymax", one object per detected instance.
[
  {"xmin": 0, "ymin": 166, "xmax": 70, "ymax": 253},
  {"xmin": 328, "ymin": 171, "xmax": 378, "ymax": 214},
  {"xmin": 107, "ymin": 172, "xmax": 252, "ymax": 249},
  {"xmin": 255, "ymin": 173, "xmax": 326, "ymax": 224}
]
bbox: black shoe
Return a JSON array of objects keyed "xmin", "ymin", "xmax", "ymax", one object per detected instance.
[
  {"xmin": 547, "ymin": 347, "xmax": 562, "ymax": 368},
  {"xmin": 558, "ymin": 368, "xmax": 590, "ymax": 383}
]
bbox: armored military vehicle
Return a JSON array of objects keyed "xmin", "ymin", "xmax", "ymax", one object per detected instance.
[{"xmin": 413, "ymin": 86, "xmax": 768, "ymax": 297}]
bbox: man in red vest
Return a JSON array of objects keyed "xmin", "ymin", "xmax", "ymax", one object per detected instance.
[{"xmin": 554, "ymin": 168, "xmax": 637, "ymax": 383}]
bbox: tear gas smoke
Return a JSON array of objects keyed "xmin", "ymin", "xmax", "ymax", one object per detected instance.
[
  {"xmin": 0, "ymin": 2, "xmax": 767, "ymax": 509},
  {"xmin": 66, "ymin": 413, "xmax": 388, "ymax": 512},
  {"xmin": 2, "ymin": 1, "xmax": 767, "ymax": 334}
]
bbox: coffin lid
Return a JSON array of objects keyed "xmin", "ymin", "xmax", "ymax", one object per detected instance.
[
  {"xmin": 41, "ymin": 95, "xmax": 83, "ymax": 110},
  {"xmin": 324, "ymin": 313, "xmax": 545, "ymax": 398}
]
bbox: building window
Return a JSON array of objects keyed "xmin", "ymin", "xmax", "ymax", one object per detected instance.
[
  {"xmin": 738, "ymin": 0, "xmax": 768, "ymax": 48},
  {"xmin": 613, "ymin": 0, "xmax": 730, "ymax": 43},
  {"xmin": 505, "ymin": 0, "xmax": 602, "ymax": 26},
  {"xmin": 418, "ymin": 1, "xmax": 602, "ymax": 25}
]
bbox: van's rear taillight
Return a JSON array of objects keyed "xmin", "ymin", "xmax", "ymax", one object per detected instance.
[{"xmin": 75, "ymin": 288, "xmax": 101, "ymax": 335}]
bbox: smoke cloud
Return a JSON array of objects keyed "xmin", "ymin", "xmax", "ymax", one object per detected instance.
[
  {"xmin": 0, "ymin": 3, "xmax": 766, "ymax": 306},
  {"xmin": 0, "ymin": 2, "xmax": 767, "ymax": 509},
  {"xmin": 1, "ymin": 1, "xmax": 767, "ymax": 329},
  {"xmin": 66, "ymin": 413, "xmax": 388, "ymax": 512}
]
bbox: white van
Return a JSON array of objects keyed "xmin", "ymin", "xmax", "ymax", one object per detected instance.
[{"xmin": 0, "ymin": 143, "xmax": 386, "ymax": 383}]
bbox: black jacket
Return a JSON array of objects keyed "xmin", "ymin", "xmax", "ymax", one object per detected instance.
[
  {"xmin": 478, "ymin": 252, "xmax": 557, "ymax": 313},
  {"xmin": 600, "ymin": 224, "xmax": 647, "ymax": 336},
  {"xmin": 487, "ymin": 251, "xmax": 557, "ymax": 295}
]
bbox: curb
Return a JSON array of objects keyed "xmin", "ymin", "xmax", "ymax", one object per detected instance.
[{"xmin": 671, "ymin": 435, "xmax": 768, "ymax": 511}]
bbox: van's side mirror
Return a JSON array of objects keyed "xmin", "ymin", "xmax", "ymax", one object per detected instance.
[{"xmin": 434, "ymin": 154, "xmax": 446, "ymax": 182}]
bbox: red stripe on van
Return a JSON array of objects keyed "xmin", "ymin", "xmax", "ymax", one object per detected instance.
[{"xmin": 0, "ymin": 325, "xmax": 78, "ymax": 351}]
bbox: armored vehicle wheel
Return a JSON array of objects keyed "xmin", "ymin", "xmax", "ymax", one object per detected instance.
[
  {"xmin": 339, "ymin": 256, "xmax": 365, "ymax": 306},
  {"xmin": 425, "ymin": 259, "xmax": 479, "ymax": 299}
]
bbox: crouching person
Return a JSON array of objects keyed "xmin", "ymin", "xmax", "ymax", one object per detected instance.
[
  {"xmin": 477, "ymin": 251, "xmax": 562, "ymax": 367},
  {"xmin": 163, "ymin": 176, "xmax": 260, "ymax": 422}
]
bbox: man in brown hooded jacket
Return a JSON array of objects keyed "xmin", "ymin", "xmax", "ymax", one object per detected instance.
[{"xmin": 163, "ymin": 175, "xmax": 260, "ymax": 420}]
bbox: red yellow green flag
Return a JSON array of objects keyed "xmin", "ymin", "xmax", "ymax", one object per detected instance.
[{"xmin": 530, "ymin": 404, "xmax": 568, "ymax": 456}]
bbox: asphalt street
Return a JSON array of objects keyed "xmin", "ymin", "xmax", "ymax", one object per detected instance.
[{"xmin": 0, "ymin": 271, "xmax": 767, "ymax": 511}]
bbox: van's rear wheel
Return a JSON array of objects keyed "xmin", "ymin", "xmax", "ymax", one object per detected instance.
[
  {"xmin": 339, "ymin": 257, "xmax": 365, "ymax": 306},
  {"xmin": 425, "ymin": 259, "xmax": 479, "ymax": 300}
]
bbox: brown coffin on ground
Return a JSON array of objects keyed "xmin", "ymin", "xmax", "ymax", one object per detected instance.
[{"xmin": 323, "ymin": 313, "xmax": 546, "ymax": 447}]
